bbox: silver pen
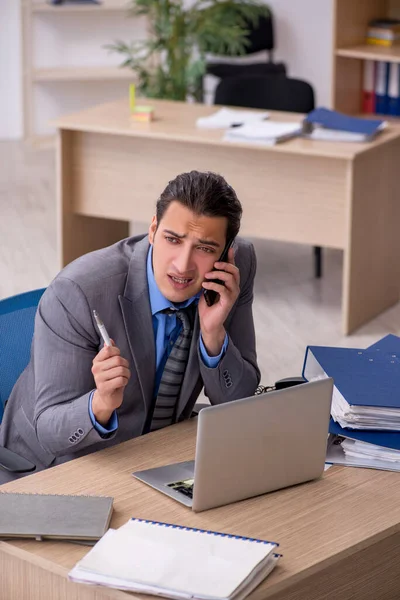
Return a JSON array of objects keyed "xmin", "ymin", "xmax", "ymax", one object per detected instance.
[{"xmin": 93, "ymin": 310, "xmax": 112, "ymax": 347}]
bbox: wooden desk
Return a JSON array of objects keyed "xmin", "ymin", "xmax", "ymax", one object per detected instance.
[
  {"xmin": 54, "ymin": 99, "xmax": 400, "ymax": 334},
  {"xmin": 1, "ymin": 419, "xmax": 400, "ymax": 600}
]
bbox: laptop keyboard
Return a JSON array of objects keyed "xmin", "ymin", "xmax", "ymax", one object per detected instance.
[
  {"xmin": 166, "ymin": 478, "xmax": 194, "ymax": 499},
  {"xmin": 174, "ymin": 484, "xmax": 194, "ymax": 499}
]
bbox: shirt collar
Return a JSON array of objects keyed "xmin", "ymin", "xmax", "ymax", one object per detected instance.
[{"xmin": 146, "ymin": 246, "xmax": 200, "ymax": 316}]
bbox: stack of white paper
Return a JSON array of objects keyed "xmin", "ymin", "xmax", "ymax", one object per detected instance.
[
  {"xmin": 224, "ymin": 121, "xmax": 302, "ymax": 146},
  {"xmin": 342, "ymin": 438, "xmax": 400, "ymax": 463},
  {"xmin": 69, "ymin": 518, "xmax": 280, "ymax": 600},
  {"xmin": 326, "ymin": 436, "xmax": 400, "ymax": 472},
  {"xmin": 196, "ymin": 108, "xmax": 269, "ymax": 129},
  {"xmin": 305, "ymin": 124, "xmax": 387, "ymax": 143}
]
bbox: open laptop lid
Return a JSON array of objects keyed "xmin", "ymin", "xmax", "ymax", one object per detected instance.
[{"xmin": 192, "ymin": 378, "xmax": 333, "ymax": 511}]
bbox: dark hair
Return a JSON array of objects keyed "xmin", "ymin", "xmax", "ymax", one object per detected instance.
[{"xmin": 156, "ymin": 171, "xmax": 242, "ymax": 242}]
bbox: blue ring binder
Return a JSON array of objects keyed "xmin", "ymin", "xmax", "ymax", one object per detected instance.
[{"xmin": 130, "ymin": 518, "xmax": 279, "ymax": 547}]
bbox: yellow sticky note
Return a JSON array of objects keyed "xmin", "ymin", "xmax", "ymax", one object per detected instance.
[{"xmin": 129, "ymin": 84, "xmax": 136, "ymax": 112}]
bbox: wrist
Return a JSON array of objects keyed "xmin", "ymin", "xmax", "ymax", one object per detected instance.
[
  {"xmin": 92, "ymin": 390, "xmax": 114, "ymax": 426},
  {"xmin": 201, "ymin": 327, "xmax": 226, "ymax": 357}
]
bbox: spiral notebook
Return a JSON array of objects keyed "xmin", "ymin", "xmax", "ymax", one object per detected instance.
[
  {"xmin": 0, "ymin": 493, "xmax": 113, "ymax": 541},
  {"xmin": 69, "ymin": 518, "xmax": 280, "ymax": 600}
]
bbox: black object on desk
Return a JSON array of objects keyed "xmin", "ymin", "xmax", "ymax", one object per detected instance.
[{"xmin": 49, "ymin": 0, "xmax": 101, "ymax": 5}]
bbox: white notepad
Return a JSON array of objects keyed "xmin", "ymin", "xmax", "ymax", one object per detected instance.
[
  {"xmin": 69, "ymin": 518, "xmax": 280, "ymax": 600},
  {"xmin": 196, "ymin": 108, "xmax": 269, "ymax": 129},
  {"xmin": 224, "ymin": 121, "xmax": 302, "ymax": 146}
]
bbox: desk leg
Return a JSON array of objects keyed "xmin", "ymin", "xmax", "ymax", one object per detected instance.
[
  {"xmin": 342, "ymin": 139, "xmax": 400, "ymax": 334},
  {"xmin": 56, "ymin": 130, "xmax": 129, "ymax": 268}
]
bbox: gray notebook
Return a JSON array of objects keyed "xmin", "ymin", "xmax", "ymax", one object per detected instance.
[{"xmin": 0, "ymin": 493, "xmax": 113, "ymax": 541}]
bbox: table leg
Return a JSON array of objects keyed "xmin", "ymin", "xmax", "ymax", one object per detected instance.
[
  {"xmin": 342, "ymin": 138, "xmax": 400, "ymax": 334},
  {"xmin": 56, "ymin": 130, "xmax": 129, "ymax": 268}
]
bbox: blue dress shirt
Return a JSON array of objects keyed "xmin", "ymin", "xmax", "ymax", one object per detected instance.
[{"xmin": 89, "ymin": 247, "xmax": 228, "ymax": 434}]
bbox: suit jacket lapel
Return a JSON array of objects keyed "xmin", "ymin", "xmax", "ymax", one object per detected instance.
[{"xmin": 119, "ymin": 237, "xmax": 155, "ymax": 415}]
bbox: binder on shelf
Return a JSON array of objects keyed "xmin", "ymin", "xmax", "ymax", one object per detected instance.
[
  {"xmin": 375, "ymin": 61, "xmax": 389, "ymax": 115},
  {"xmin": 302, "ymin": 345, "xmax": 400, "ymax": 430},
  {"xmin": 362, "ymin": 60, "xmax": 376, "ymax": 114},
  {"xmin": 69, "ymin": 518, "xmax": 281, "ymax": 600},
  {"xmin": 387, "ymin": 63, "xmax": 400, "ymax": 117}
]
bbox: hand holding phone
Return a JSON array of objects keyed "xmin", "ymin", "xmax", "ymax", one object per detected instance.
[{"xmin": 203, "ymin": 239, "xmax": 234, "ymax": 307}]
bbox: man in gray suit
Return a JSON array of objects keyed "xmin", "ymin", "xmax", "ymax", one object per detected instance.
[{"xmin": 0, "ymin": 170, "xmax": 260, "ymax": 483}]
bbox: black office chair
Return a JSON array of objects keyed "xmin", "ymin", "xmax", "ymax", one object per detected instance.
[
  {"xmin": 215, "ymin": 73, "xmax": 314, "ymax": 113},
  {"xmin": 215, "ymin": 74, "xmax": 323, "ymax": 279},
  {"xmin": 206, "ymin": 9, "xmax": 286, "ymax": 82}
]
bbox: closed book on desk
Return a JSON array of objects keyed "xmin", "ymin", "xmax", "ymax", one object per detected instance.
[
  {"xmin": 0, "ymin": 493, "xmax": 113, "ymax": 541},
  {"xmin": 303, "ymin": 107, "xmax": 385, "ymax": 142},
  {"xmin": 302, "ymin": 345, "xmax": 400, "ymax": 430},
  {"xmin": 69, "ymin": 518, "xmax": 280, "ymax": 600}
]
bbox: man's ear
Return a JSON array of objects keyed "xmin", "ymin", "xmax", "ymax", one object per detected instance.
[{"xmin": 148, "ymin": 215, "xmax": 157, "ymax": 245}]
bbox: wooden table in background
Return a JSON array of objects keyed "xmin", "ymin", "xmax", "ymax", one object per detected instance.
[
  {"xmin": 54, "ymin": 98, "xmax": 400, "ymax": 334},
  {"xmin": 1, "ymin": 419, "xmax": 400, "ymax": 599}
]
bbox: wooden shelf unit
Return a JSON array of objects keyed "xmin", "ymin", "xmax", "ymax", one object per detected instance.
[
  {"xmin": 33, "ymin": 66, "xmax": 135, "ymax": 82},
  {"xmin": 32, "ymin": 1, "xmax": 129, "ymax": 12},
  {"xmin": 336, "ymin": 44, "xmax": 400, "ymax": 63},
  {"xmin": 333, "ymin": 0, "xmax": 400, "ymax": 117},
  {"xmin": 22, "ymin": 0, "xmax": 134, "ymax": 144}
]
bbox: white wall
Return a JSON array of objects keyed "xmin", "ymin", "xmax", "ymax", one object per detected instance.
[
  {"xmin": 0, "ymin": 0, "xmax": 23, "ymax": 139},
  {"xmin": 266, "ymin": 0, "xmax": 334, "ymax": 107}
]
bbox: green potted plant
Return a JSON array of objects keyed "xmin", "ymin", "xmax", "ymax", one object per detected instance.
[{"xmin": 107, "ymin": 0, "xmax": 269, "ymax": 102}]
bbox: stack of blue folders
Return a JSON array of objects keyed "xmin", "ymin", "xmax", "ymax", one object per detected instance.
[
  {"xmin": 302, "ymin": 334, "xmax": 400, "ymax": 472},
  {"xmin": 303, "ymin": 107, "xmax": 386, "ymax": 142}
]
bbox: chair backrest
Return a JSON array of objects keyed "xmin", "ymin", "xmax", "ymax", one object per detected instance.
[
  {"xmin": 0, "ymin": 288, "xmax": 46, "ymax": 422},
  {"xmin": 243, "ymin": 12, "xmax": 274, "ymax": 54},
  {"xmin": 214, "ymin": 75, "xmax": 315, "ymax": 113},
  {"xmin": 205, "ymin": 8, "xmax": 274, "ymax": 58}
]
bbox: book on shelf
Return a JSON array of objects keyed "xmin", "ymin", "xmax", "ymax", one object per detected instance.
[
  {"xmin": 375, "ymin": 61, "xmax": 390, "ymax": 115},
  {"xmin": 366, "ymin": 37, "xmax": 400, "ymax": 47},
  {"xmin": 362, "ymin": 60, "xmax": 376, "ymax": 114},
  {"xmin": 368, "ymin": 18, "xmax": 400, "ymax": 30},
  {"xmin": 387, "ymin": 63, "xmax": 400, "ymax": 116}
]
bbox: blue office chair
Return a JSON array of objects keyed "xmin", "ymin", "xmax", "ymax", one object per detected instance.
[
  {"xmin": 0, "ymin": 288, "xmax": 45, "ymax": 474},
  {"xmin": 0, "ymin": 288, "xmax": 45, "ymax": 422}
]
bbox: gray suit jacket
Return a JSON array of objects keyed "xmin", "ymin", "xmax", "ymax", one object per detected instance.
[{"xmin": 0, "ymin": 235, "xmax": 260, "ymax": 475}]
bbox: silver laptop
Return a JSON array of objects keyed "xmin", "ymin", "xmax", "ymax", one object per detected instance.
[{"xmin": 133, "ymin": 378, "xmax": 333, "ymax": 512}]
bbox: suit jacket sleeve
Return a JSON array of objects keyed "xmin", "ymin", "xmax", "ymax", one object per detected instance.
[
  {"xmin": 33, "ymin": 277, "xmax": 118, "ymax": 456},
  {"xmin": 199, "ymin": 241, "xmax": 261, "ymax": 403}
]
